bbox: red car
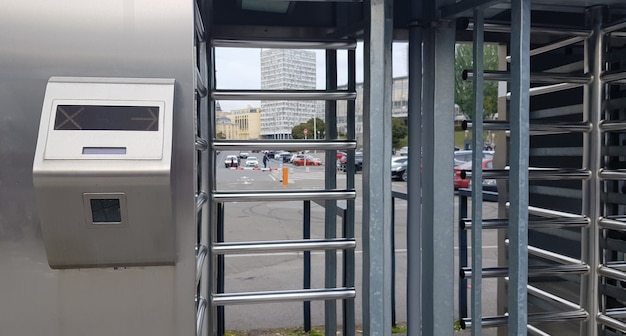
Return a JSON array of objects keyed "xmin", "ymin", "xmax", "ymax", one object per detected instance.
[
  {"xmin": 292, "ymin": 155, "xmax": 322, "ymax": 166},
  {"xmin": 454, "ymin": 158, "xmax": 493, "ymax": 189}
]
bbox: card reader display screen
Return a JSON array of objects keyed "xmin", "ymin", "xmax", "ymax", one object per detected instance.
[
  {"xmin": 54, "ymin": 105, "xmax": 159, "ymax": 131},
  {"xmin": 90, "ymin": 199, "xmax": 122, "ymax": 223}
]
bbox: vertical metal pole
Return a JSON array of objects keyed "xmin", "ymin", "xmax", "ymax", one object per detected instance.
[
  {"xmin": 325, "ymin": 49, "xmax": 338, "ymax": 336},
  {"xmin": 508, "ymin": 0, "xmax": 530, "ymax": 335},
  {"xmin": 343, "ymin": 48, "xmax": 357, "ymax": 336},
  {"xmin": 391, "ymin": 197, "xmax": 397, "ymax": 328},
  {"xmin": 581, "ymin": 6, "xmax": 604, "ymax": 336},
  {"xmin": 363, "ymin": 0, "xmax": 393, "ymax": 333},
  {"xmin": 422, "ymin": 1, "xmax": 455, "ymax": 335},
  {"xmin": 303, "ymin": 200, "xmax": 312, "ymax": 332},
  {"xmin": 459, "ymin": 193, "xmax": 469, "ymax": 319},
  {"xmin": 217, "ymin": 202, "xmax": 225, "ymax": 336},
  {"xmin": 407, "ymin": 0, "xmax": 423, "ymax": 334},
  {"xmin": 471, "ymin": 8, "xmax": 485, "ymax": 336}
]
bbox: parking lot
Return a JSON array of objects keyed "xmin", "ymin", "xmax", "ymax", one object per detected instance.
[{"xmin": 215, "ymin": 151, "xmax": 500, "ymax": 334}]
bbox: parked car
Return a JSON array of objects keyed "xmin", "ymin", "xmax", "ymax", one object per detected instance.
[
  {"xmin": 339, "ymin": 152, "xmax": 363, "ymax": 172},
  {"xmin": 454, "ymin": 158, "xmax": 493, "ymax": 189},
  {"xmin": 292, "ymin": 154, "xmax": 322, "ymax": 166},
  {"xmin": 399, "ymin": 146, "xmax": 409, "ymax": 156},
  {"xmin": 454, "ymin": 150, "xmax": 494, "ymax": 167},
  {"xmin": 238, "ymin": 151, "xmax": 249, "ymax": 159},
  {"xmin": 391, "ymin": 156, "xmax": 408, "ymax": 181},
  {"xmin": 275, "ymin": 152, "xmax": 293, "ymax": 163},
  {"xmin": 245, "ymin": 156, "xmax": 259, "ymax": 168},
  {"xmin": 224, "ymin": 155, "xmax": 239, "ymax": 168},
  {"xmin": 336, "ymin": 151, "xmax": 347, "ymax": 160}
]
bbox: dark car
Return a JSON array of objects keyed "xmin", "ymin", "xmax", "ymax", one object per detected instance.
[
  {"xmin": 339, "ymin": 152, "xmax": 363, "ymax": 172},
  {"xmin": 391, "ymin": 156, "xmax": 408, "ymax": 181}
]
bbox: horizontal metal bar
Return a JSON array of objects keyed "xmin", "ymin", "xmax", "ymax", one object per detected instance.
[
  {"xmin": 439, "ymin": 0, "xmax": 502, "ymax": 19},
  {"xmin": 461, "ymin": 309, "xmax": 588, "ymax": 329},
  {"xmin": 463, "ymin": 168, "xmax": 591, "ymax": 180},
  {"xmin": 599, "ymin": 265, "xmax": 626, "ymax": 282},
  {"xmin": 598, "ymin": 314, "xmax": 626, "ymax": 334},
  {"xmin": 599, "ymin": 169, "xmax": 626, "ymax": 180},
  {"xmin": 196, "ymin": 68, "xmax": 207, "ymax": 98},
  {"xmin": 506, "ymin": 36, "xmax": 588, "ymax": 62},
  {"xmin": 606, "ymin": 307, "xmax": 626, "ymax": 319},
  {"xmin": 196, "ymin": 296, "xmax": 207, "ymax": 336},
  {"xmin": 196, "ymin": 191, "xmax": 208, "ymax": 212},
  {"xmin": 602, "ymin": 71, "xmax": 626, "ymax": 84},
  {"xmin": 463, "ymin": 70, "xmax": 591, "ymax": 84},
  {"xmin": 525, "ymin": 204, "xmax": 585, "ymax": 219},
  {"xmin": 600, "ymin": 120, "xmax": 626, "ymax": 132},
  {"xmin": 195, "ymin": 137, "xmax": 208, "ymax": 151},
  {"xmin": 212, "ymin": 287, "xmax": 356, "ymax": 306},
  {"xmin": 212, "ymin": 238, "xmax": 356, "ymax": 254},
  {"xmin": 460, "ymin": 264, "xmax": 590, "ymax": 279},
  {"xmin": 196, "ymin": 244, "xmax": 208, "ymax": 284},
  {"xmin": 603, "ymin": 18, "xmax": 626, "ymax": 34},
  {"xmin": 212, "ymin": 90, "xmax": 356, "ymax": 101},
  {"xmin": 472, "ymin": 23, "xmax": 590, "ymax": 36},
  {"xmin": 506, "ymin": 83, "xmax": 583, "ymax": 99},
  {"xmin": 212, "ymin": 39, "xmax": 357, "ymax": 49},
  {"xmin": 527, "ymin": 324, "xmax": 551, "ymax": 336},
  {"xmin": 526, "ymin": 283, "xmax": 581, "ymax": 311},
  {"xmin": 461, "ymin": 217, "xmax": 589, "ymax": 230},
  {"xmin": 213, "ymin": 189, "xmax": 356, "ymax": 202},
  {"xmin": 213, "ymin": 140, "xmax": 357, "ymax": 151},
  {"xmin": 599, "ymin": 217, "xmax": 626, "ymax": 231},
  {"xmin": 519, "ymin": 241, "xmax": 586, "ymax": 265},
  {"xmin": 463, "ymin": 120, "xmax": 591, "ymax": 133}
]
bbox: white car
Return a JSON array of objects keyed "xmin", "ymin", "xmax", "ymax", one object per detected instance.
[
  {"xmin": 399, "ymin": 146, "xmax": 409, "ymax": 156},
  {"xmin": 245, "ymin": 156, "xmax": 259, "ymax": 167},
  {"xmin": 224, "ymin": 155, "xmax": 239, "ymax": 168}
]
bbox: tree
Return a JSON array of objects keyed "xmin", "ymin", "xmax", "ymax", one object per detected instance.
[
  {"xmin": 454, "ymin": 43, "xmax": 499, "ymax": 119},
  {"xmin": 392, "ymin": 117, "xmax": 408, "ymax": 149},
  {"xmin": 216, "ymin": 131, "xmax": 227, "ymax": 139},
  {"xmin": 291, "ymin": 118, "xmax": 326, "ymax": 139}
]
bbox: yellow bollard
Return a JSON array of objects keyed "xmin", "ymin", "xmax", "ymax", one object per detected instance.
[{"xmin": 282, "ymin": 167, "xmax": 288, "ymax": 186}]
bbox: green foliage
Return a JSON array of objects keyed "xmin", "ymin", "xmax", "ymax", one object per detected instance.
[
  {"xmin": 455, "ymin": 43, "xmax": 499, "ymax": 120},
  {"xmin": 291, "ymin": 118, "xmax": 326, "ymax": 139},
  {"xmin": 392, "ymin": 323, "xmax": 407, "ymax": 333},
  {"xmin": 216, "ymin": 131, "xmax": 227, "ymax": 140},
  {"xmin": 392, "ymin": 117, "xmax": 408, "ymax": 149}
]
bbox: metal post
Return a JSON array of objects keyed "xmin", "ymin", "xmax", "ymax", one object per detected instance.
[
  {"xmin": 459, "ymin": 193, "xmax": 469, "ymax": 319},
  {"xmin": 324, "ymin": 49, "xmax": 339, "ymax": 336},
  {"xmin": 422, "ymin": 0, "xmax": 456, "ymax": 334},
  {"xmin": 581, "ymin": 6, "xmax": 604, "ymax": 336},
  {"xmin": 407, "ymin": 0, "xmax": 424, "ymax": 334},
  {"xmin": 508, "ymin": 0, "xmax": 530, "ymax": 335},
  {"xmin": 217, "ymin": 202, "xmax": 225, "ymax": 336},
  {"xmin": 363, "ymin": 0, "xmax": 394, "ymax": 333},
  {"xmin": 303, "ymin": 200, "xmax": 312, "ymax": 332},
  {"xmin": 471, "ymin": 7, "xmax": 485, "ymax": 336},
  {"xmin": 343, "ymin": 48, "xmax": 357, "ymax": 336},
  {"xmin": 391, "ymin": 197, "xmax": 397, "ymax": 328}
]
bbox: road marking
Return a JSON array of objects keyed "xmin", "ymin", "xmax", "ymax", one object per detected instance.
[{"xmin": 224, "ymin": 245, "xmax": 499, "ymax": 258}]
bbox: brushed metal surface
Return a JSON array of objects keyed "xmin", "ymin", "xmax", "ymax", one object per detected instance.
[{"xmin": 0, "ymin": 1, "xmax": 195, "ymax": 335}]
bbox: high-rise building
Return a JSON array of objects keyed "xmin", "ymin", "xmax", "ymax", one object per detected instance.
[{"xmin": 260, "ymin": 49, "xmax": 318, "ymax": 139}]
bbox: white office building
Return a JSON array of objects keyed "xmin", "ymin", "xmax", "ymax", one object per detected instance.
[{"xmin": 260, "ymin": 49, "xmax": 319, "ymax": 139}]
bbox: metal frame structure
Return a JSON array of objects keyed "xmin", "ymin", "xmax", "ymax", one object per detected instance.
[{"xmin": 6, "ymin": 1, "xmax": 626, "ymax": 336}]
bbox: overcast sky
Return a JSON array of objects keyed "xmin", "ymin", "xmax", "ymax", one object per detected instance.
[{"xmin": 215, "ymin": 42, "xmax": 409, "ymax": 112}]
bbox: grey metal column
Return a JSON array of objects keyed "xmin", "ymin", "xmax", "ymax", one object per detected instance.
[
  {"xmin": 363, "ymin": 0, "xmax": 393, "ymax": 333},
  {"xmin": 325, "ymin": 49, "xmax": 339, "ymax": 336},
  {"xmin": 581, "ymin": 6, "xmax": 604, "ymax": 336},
  {"xmin": 508, "ymin": 0, "xmax": 530, "ymax": 335},
  {"xmin": 407, "ymin": 0, "xmax": 423, "ymax": 334},
  {"xmin": 422, "ymin": 0, "xmax": 455, "ymax": 335},
  {"xmin": 471, "ymin": 7, "xmax": 485, "ymax": 336}
]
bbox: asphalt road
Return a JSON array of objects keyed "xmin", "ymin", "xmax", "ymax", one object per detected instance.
[{"xmin": 215, "ymin": 151, "xmax": 500, "ymax": 335}]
